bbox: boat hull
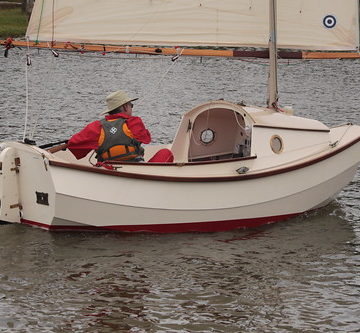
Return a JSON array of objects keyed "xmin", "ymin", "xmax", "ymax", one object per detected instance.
[
  {"xmin": 1, "ymin": 124, "xmax": 359, "ymax": 233},
  {"xmin": 45, "ymin": 165, "xmax": 359, "ymax": 232},
  {"xmin": 19, "ymin": 143, "xmax": 360, "ymax": 232}
]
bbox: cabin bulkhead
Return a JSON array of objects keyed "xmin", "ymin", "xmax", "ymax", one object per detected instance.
[{"xmin": 170, "ymin": 100, "xmax": 330, "ymax": 166}]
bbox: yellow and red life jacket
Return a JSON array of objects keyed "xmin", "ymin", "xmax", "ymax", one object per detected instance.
[{"xmin": 96, "ymin": 118, "xmax": 144, "ymax": 161}]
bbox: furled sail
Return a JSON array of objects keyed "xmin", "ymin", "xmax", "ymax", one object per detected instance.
[{"xmin": 27, "ymin": 0, "xmax": 359, "ymax": 51}]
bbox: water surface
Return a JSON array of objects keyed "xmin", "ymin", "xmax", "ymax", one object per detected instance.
[{"xmin": 0, "ymin": 49, "xmax": 359, "ymax": 332}]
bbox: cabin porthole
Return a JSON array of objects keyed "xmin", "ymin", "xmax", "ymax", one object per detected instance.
[
  {"xmin": 200, "ymin": 128, "xmax": 215, "ymax": 145},
  {"xmin": 270, "ymin": 135, "xmax": 283, "ymax": 154}
]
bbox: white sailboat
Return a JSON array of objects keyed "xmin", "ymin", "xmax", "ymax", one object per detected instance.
[{"xmin": 0, "ymin": 0, "xmax": 359, "ymax": 232}]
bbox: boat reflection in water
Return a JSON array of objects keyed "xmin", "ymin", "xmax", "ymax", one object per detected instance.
[{"xmin": 0, "ymin": 204, "xmax": 358, "ymax": 331}]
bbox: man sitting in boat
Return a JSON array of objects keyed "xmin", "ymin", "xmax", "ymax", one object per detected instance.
[{"xmin": 68, "ymin": 90, "xmax": 159, "ymax": 163}]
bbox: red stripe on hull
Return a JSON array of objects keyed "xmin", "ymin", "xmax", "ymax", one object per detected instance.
[
  {"xmin": 20, "ymin": 213, "xmax": 301, "ymax": 233},
  {"xmin": 20, "ymin": 219, "xmax": 101, "ymax": 231}
]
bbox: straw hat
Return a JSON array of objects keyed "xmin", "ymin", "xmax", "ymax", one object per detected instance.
[{"xmin": 100, "ymin": 90, "xmax": 138, "ymax": 115}]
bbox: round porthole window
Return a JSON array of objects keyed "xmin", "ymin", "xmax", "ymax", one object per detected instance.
[
  {"xmin": 270, "ymin": 135, "xmax": 283, "ymax": 154},
  {"xmin": 200, "ymin": 129, "xmax": 215, "ymax": 144}
]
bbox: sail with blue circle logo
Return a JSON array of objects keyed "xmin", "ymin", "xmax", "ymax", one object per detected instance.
[{"xmin": 26, "ymin": 0, "xmax": 359, "ymax": 51}]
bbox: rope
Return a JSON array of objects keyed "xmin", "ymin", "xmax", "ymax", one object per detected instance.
[
  {"xmin": 141, "ymin": 47, "xmax": 185, "ymax": 103},
  {"xmin": 29, "ymin": 44, "xmax": 59, "ymax": 140},
  {"xmin": 329, "ymin": 123, "xmax": 353, "ymax": 147},
  {"xmin": 89, "ymin": 151, "xmax": 97, "ymax": 166},
  {"xmin": 23, "ymin": 37, "xmax": 31, "ymax": 142},
  {"xmin": 233, "ymin": 110, "xmax": 246, "ymax": 131}
]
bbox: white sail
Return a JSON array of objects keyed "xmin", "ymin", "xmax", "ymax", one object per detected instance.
[{"xmin": 27, "ymin": 0, "xmax": 359, "ymax": 51}]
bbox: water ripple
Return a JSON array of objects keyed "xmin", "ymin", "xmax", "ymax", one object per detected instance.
[{"xmin": 0, "ymin": 50, "xmax": 359, "ymax": 332}]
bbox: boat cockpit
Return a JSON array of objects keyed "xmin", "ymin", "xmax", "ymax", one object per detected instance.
[
  {"xmin": 49, "ymin": 100, "xmax": 255, "ymax": 166},
  {"xmin": 170, "ymin": 100, "xmax": 253, "ymax": 163}
]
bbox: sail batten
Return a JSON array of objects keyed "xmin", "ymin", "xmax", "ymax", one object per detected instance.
[{"xmin": 27, "ymin": 0, "xmax": 359, "ymax": 51}]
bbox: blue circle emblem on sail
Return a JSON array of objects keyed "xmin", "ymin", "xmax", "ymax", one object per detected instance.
[{"xmin": 323, "ymin": 15, "xmax": 337, "ymax": 29}]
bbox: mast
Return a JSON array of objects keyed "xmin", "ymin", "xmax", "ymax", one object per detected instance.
[{"xmin": 267, "ymin": 0, "xmax": 279, "ymax": 109}]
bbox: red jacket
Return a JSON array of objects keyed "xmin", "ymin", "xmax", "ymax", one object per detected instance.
[{"xmin": 68, "ymin": 113, "xmax": 151, "ymax": 159}]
